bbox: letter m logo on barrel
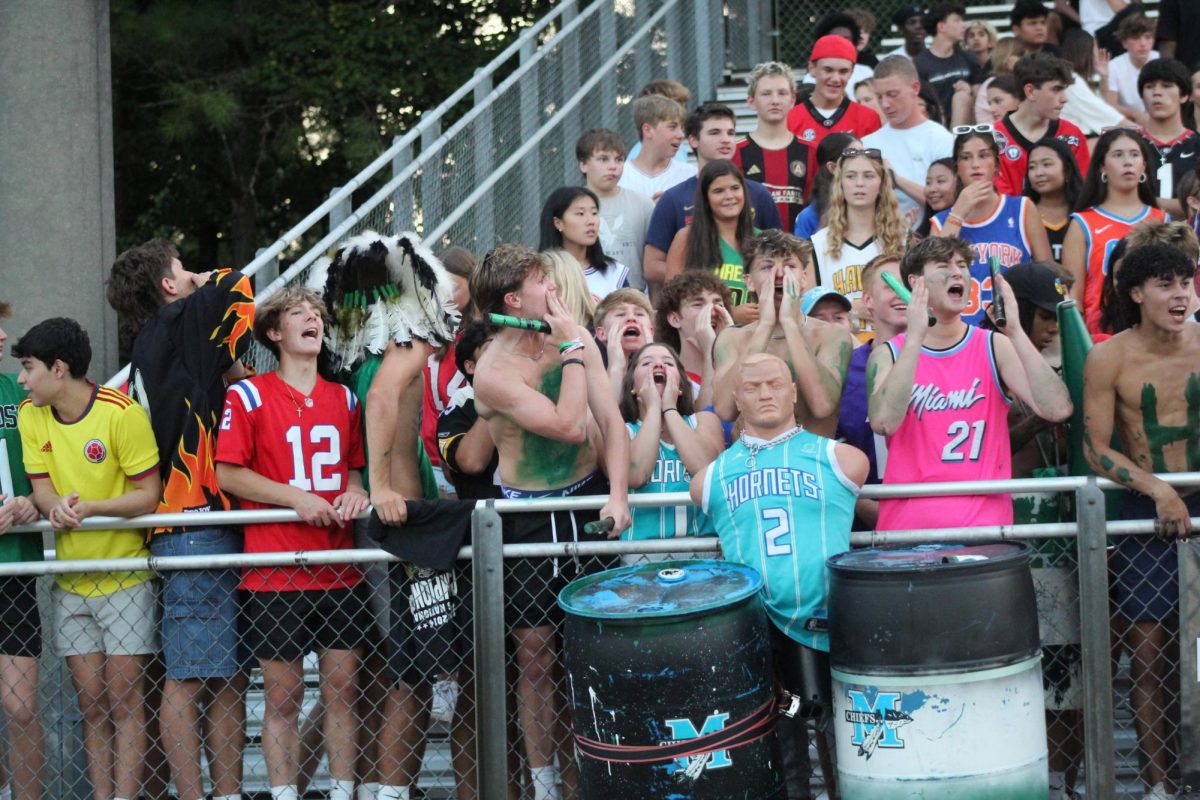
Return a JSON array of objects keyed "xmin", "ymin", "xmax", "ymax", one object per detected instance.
[
  {"xmin": 845, "ymin": 689, "xmax": 909, "ymax": 756},
  {"xmin": 664, "ymin": 711, "xmax": 732, "ymax": 774}
]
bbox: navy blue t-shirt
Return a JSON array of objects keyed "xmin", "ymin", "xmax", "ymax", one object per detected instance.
[{"xmin": 644, "ymin": 175, "xmax": 783, "ymax": 253}]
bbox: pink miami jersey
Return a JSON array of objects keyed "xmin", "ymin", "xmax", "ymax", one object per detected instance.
[
  {"xmin": 931, "ymin": 195, "xmax": 1035, "ymax": 325},
  {"xmin": 876, "ymin": 325, "xmax": 1013, "ymax": 531}
]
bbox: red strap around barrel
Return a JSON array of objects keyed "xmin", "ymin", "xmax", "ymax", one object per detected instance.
[{"xmin": 573, "ymin": 696, "xmax": 778, "ymax": 764}]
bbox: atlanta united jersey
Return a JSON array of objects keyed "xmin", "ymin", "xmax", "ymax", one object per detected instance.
[
  {"xmin": 932, "ymin": 195, "xmax": 1035, "ymax": 325},
  {"xmin": 733, "ymin": 135, "xmax": 811, "ymax": 231},
  {"xmin": 702, "ymin": 428, "xmax": 858, "ymax": 651},
  {"xmin": 216, "ymin": 372, "xmax": 365, "ymax": 592},
  {"xmin": 994, "ymin": 114, "xmax": 1090, "ymax": 196},
  {"xmin": 877, "ymin": 326, "xmax": 1013, "ymax": 531},
  {"xmin": 1071, "ymin": 205, "xmax": 1167, "ymax": 335},
  {"xmin": 625, "ymin": 416, "xmax": 711, "ymax": 540},
  {"xmin": 785, "ymin": 98, "xmax": 882, "ymax": 200}
]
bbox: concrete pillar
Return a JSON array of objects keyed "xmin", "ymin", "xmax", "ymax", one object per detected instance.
[{"xmin": 0, "ymin": 0, "xmax": 118, "ymax": 379}]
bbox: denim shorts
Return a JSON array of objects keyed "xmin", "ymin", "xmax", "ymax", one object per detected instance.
[{"xmin": 152, "ymin": 527, "xmax": 244, "ymax": 680}]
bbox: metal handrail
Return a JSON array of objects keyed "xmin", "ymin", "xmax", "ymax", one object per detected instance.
[{"xmin": 12, "ymin": 471, "xmax": 1200, "ymax": 534}]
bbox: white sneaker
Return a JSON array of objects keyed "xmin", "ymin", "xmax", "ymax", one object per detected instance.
[
  {"xmin": 430, "ymin": 678, "xmax": 460, "ymax": 723},
  {"xmin": 1143, "ymin": 782, "xmax": 1174, "ymax": 800}
]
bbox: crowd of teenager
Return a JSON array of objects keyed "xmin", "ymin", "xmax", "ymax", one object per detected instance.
[{"xmin": 2, "ymin": 2, "xmax": 1200, "ymax": 799}]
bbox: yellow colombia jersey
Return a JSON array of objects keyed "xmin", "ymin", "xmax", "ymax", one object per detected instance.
[{"xmin": 18, "ymin": 384, "xmax": 159, "ymax": 596}]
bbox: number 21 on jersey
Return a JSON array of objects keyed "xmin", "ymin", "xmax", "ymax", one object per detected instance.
[{"xmin": 942, "ymin": 419, "xmax": 985, "ymax": 462}]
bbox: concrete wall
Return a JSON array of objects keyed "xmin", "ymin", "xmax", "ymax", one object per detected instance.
[{"xmin": 0, "ymin": 0, "xmax": 117, "ymax": 379}]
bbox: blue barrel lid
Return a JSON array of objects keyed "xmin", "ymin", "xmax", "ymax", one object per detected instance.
[
  {"xmin": 558, "ymin": 559, "xmax": 763, "ymax": 621},
  {"xmin": 828, "ymin": 542, "xmax": 1030, "ymax": 572}
]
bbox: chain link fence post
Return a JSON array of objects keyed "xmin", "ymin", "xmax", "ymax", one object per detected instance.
[
  {"xmin": 472, "ymin": 502, "xmax": 508, "ymax": 800},
  {"xmin": 1076, "ymin": 478, "xmax": 1117, "ymax": 798},
  {"xmin": 1178, "ymin": 538, "xmax": 1200, "ymax": 793},
  {"xmin": 391, "ymin": 135, "xmax": 414, "ymax": 234},
  {"xmin": 473, "ymin": 71, "xmax": 496, "ymax": 253}
]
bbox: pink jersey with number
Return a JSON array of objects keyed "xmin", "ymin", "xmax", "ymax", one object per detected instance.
[{"xmin": 876, "ymin": 325, "xmax": 1013, "ymax": 531}]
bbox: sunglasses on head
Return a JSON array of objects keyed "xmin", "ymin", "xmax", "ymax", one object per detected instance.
[
  {"xmin": 839, "ymin": 147, "xmax": 882, "ymax": 161},
  {"xmin": 952, "ymin": 124, "xmax": 1004, "ymax": 142}
]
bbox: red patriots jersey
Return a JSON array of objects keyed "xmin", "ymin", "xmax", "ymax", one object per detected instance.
[
  {"xmin": 786, "ymin": 98, "xmax": 882, "ymax": 199},
  {"xmin": 216, "ymin": 372, "xmax": 365, "ymax": 592},
  {"xmin": 994, "ymin": 114, "xmax": 1091, "ymax": 196}
]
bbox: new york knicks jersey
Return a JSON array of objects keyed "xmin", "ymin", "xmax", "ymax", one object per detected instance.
[
  {"xmin": 702, "ymin": 428, "xmax": 859, "ymax": 651},
  {"xmin": 877, "ymin": 326, "xmax": 1013, "ymax": 531},
  {"xmin": 932, "ymin": 194, "xmax": 1034, "ymax": 325}
]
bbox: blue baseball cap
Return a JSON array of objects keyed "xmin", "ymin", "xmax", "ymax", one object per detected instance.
[{"xmin": 801, "ymin": 286, "xmax": 852, "ymax": 316}]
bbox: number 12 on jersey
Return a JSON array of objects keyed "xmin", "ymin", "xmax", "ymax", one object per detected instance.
[{"xmin": 285, "ymin": 424, "xmax": 343, "ymax": 491}]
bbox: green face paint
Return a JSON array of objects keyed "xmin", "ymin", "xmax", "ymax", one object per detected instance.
[
  {"xmin": 1139, "ymin": 374, "xmax": 1200, "ymax": 473},
  {"xmin": 515, "ymin": 365, "xmax": 582, "ymax": 486}
]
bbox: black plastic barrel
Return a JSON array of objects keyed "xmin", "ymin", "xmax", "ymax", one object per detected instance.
[
  {"xmin": 559, "ymin": 559, "xmax": 785, "ymax": 799},
  {"xmin": 827, "ymin": 542, "xmax": 1048, "ymax": 799}
]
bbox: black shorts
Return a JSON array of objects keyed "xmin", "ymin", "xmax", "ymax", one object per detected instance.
[
  {"xmin": 244, "ymin": 584, "xmax": 372, "ymax": 662},
  {"xmin": 387, "ymin": 563, "xmax": 473, "ymax": 686},
  {"xmin": 772, "ymin": 626, "xmax": 832, "ymax": 728},
  {"xmin": 502, "ymin": 473, "xmax": 617, "ymax": 630},
  {"xmin": 0, "ymin": 576, "xmax": 40, "ymax": 658}
]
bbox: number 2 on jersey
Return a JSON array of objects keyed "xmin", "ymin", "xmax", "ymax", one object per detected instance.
[
  {"xmin": 285, "ymin": 424, "xmax": 342, "ymax": 491},
  {"xmin": 762, "ymin": 507, "xmax": 792, "ymax": 556},
  {"xmin": 942, "ymin": 419, "xmax": 985, "ymax": 462}
]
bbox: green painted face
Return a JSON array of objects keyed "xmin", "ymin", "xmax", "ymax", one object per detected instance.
[
  {"xmin": 514, "ymin": 365, "xmax": 583, "ymax": 487},
  {"xmin": 1138, "ymin": 374, "xmax": 1200, "ymax": 473}
]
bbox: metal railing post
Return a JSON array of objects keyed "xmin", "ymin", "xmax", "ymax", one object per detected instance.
[
  {"xmin": 746, "ymin": 0, "xmax": 764, "ymax": 67},
  {"xmin": 559, "ymin": 0, "xmax": 582, "ymax": 187},
  {"xmin": 473, "ymin": 72, "xmax": 495, "ymax": 253},
  {"xmin": 666, "ymin": 3, "xmax": 683, "ymax": 82},
  {"xmin": 519, "ymin": 55, "xmax": 541, "ymax": 242},
  {"xmin": 1075, "ymin": 478, "xmax": 1117, "ymax": 799},
  {"xmin": 420, "ymin": 121, "xmax": 442, "ymax": 237},
  {"xmin": 253, "ymin": 246, "xmax": 278, "ymax": 287},
  {"xmin": 328, "ymin": 186, "xmax": 351, "ymax": 235},
  {"xmin": 599, "ymin": 1, "xmax": 618, "ymax": 130},
  {"xmin": 391, "ymin": 136, "xmax": 414, "ymax": 233},
  {"xmin": 472, "ymin": 502, "xmax": 507, "ymax": 800},
  {"xmin": 694, "ymin": 0, "xmax": 716, "ymax": 103}
]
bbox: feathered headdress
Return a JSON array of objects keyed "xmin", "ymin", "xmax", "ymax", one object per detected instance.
[{"xmin": 306, "ymin": 230, "xmax": 460, "ymax": 375}]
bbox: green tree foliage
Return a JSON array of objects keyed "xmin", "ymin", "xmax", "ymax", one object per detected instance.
[{"xmin": 111, "ymin": 0, "xmax": 554, "ymax": 268}]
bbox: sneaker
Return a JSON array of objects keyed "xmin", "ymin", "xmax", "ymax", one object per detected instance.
[
  {"xmin": 1143, "ymin": 782, "xmax": 1174, "ymax": 800},
  {"xmin": 429, "ymin": 678, "xmax": 460, "ymax": 723}
]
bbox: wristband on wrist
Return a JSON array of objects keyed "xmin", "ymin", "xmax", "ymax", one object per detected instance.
[
  {"xmin": 562, "ymin": 358, "xmax": 585, "ymax": 368},
  {"xmin": 558, "ymin": 339, "xmax": 582, "ymax": 353},
  {"xmin": 663, "ymin": 407, "xmax": 680, "ymax": 416},
  {"xmin": 560, "ymin": 343, "xmax": 585, "ymax": 357},
  {"xmin": 946, "ymin": 212, "xmax": 965, "ymax": 227}
]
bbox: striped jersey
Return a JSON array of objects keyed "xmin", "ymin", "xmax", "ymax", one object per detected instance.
[
  {"xmin": 702, "ymin": 428, "xmax": 859, "ymax": 651},
  {"xmin": 877, "ymin": 326, "xmax": 1014, "ymax": 531},
  {"xmin": 932, "ymin": 195, "xmax": 1036, "ymax": 325},
  {"xmin": 625, "ymin": 415, "xmax": 712, "ymax": 540}
]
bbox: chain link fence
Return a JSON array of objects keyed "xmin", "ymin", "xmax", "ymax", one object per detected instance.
[{"xmin": 4, "ymin": 476, "xmax": 1197, "ymax": 798}]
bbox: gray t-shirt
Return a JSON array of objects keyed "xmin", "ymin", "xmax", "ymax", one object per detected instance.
[{"xmin": 599, "ymin": 187, "xmax": 655, "ymax": 291}]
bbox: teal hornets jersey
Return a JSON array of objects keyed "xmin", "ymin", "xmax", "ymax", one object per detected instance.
[
  {"xmin": 702, "ymin": 428, "xmax": 859, "ymax": 651},
  {"xmin": 625, "ymin": 417, "xmax": 713, "ymax": 540}
]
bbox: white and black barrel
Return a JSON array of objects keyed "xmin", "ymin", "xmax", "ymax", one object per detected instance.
[
  {"xmin": 558, "ymin": 560, "xmax": 785, "ymax": 799},
  {"xmin": 827, "ymin": 543, "xmax": 1048, "ymax": 799}
]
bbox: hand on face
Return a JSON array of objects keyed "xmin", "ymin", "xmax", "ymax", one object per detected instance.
[
  {"xmin": 545, "ymin": 289, "xmax": 580, "ymax": 346},
  {"xmin": 906, "ymin": 277, "xmax": 931, "ymax": 341}
]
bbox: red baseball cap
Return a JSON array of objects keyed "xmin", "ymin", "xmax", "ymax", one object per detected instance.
[{"xmin": 810, "ymin": 34, "xmax": 858, "ymax": 65}]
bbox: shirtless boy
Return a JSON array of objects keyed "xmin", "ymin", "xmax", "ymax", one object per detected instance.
[
  {"xmin": 471, "ymin": 244, "xmax": 631, "ymax": 800},
  {"xmin": 1083, "ymin": 241, "xmax": 1199, "ymax": 799},
  {"xmin": 712, "ymin": 230, "xmax": 855, "ymax": 438}
]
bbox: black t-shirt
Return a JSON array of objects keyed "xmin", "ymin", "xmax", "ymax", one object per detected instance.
[
  {"xmin": 129, "ymin": 269, "xmax": 255, "ymax": 518},
  {"xmin": 1158, "ymin": 0, "xmax": 1200, "ymax": 79},
  {"xmin": 436, "ymin": 388, "xmax": 501, "ymax": 500},
  {"xmin": 913, "ymin": 45, "xmax": 985, "ymax": 122}
]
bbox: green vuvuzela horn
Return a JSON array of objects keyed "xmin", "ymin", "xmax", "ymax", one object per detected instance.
[{"xmin": 488, "ymin": 313, "xmax": 551, "ymax": 333}]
